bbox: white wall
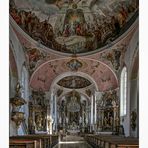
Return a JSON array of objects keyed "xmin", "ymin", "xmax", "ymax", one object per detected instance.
[
  {"xmin": 130, "ymin": 78, "xmax": 138, "ymax": 137},
  {"xmin": 121, "ymin": 25, "xmax": 139, "ymax": 137},
  {"xmin": 10, "ymin": 26, "xmax": 30, "ymax": 136}
]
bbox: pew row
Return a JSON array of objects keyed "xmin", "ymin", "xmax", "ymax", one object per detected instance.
[
  {"xmin": 85, "ymin": 134, "xmax": 139, "ymax": 148},
  {"xmin": 10, "ymin": 139, "xmax": 39, "ymax": 148},
  {"xmin": 10, "ymin": 134, "xmax": 59, "ymax": 148}
]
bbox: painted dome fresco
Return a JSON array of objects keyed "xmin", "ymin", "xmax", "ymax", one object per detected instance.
[{"xmin": 10, "ymin": 0, "xmax": 138, "ymax": 54}]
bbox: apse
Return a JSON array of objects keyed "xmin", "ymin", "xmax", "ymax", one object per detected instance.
[{"xmin": 58, "ymin": 91, "xmax": 90, "ymax": 134}]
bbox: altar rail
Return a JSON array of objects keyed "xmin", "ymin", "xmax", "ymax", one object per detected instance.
[
  {"xmin": 10, "ymin": 134, "xmax": 59, "ymax": 148},
  {"xmin": 85, "ymin": 134, "xmax": 139, "ymax": 148}
]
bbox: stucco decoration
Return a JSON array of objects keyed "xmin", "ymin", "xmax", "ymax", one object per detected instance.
[
  {"xmin": 66, "ymin": 59, "xmax": 83, "ymax": 71},
  {"xmin": 23, "ymin": 47, "xmax": 51, "ymax": 74},
  {"xmin": 10, "ymin": 0, "xmax": 138, "ymax": 54},
  {"xmin": 101, "ymin": 45, "xmax": 127, "ymax": 71},
  {"xmin": 29, "ymin": 58, "xmax": 118, "ymax": 92},
  {"xmin": 57, "ymin": 76, "xmax": 91, "ymax": 89}
]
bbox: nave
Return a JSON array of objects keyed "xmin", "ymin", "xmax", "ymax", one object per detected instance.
[
  {"xmin": 9, "ymin": 0, "xmax": 139, "ymax": 147},
  {"xmin": 10, "ymin": 133, "xmax": 139, "ymax": 148}
]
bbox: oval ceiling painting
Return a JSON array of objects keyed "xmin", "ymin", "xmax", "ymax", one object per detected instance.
[
  {"xmin": 57, "ymin": 76, "xmax": 92, "ymax": 89},
  {"xmin": 10, "ymin": 0, "xmax": 138, "ymax": 54}
]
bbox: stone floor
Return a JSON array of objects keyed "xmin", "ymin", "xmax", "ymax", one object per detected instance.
[
  {"xmin": 53, "ymin": 142, "xmax": 92, "ymax": 148},
  {"xmin": 62, "ymin": 135, "xmax": 84, "ymax": 141},
  {"xmin": 53, "ymin": 135, "xmax": 92, "ymax": 148}
]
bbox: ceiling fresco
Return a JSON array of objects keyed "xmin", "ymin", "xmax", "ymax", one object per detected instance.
[
  {"xmin": 57, "ymin": 76, "xmax": 92, "ymax": 89},
  {"xmin": 10, "ymin": 0, "xmax": 138, "ymax": 54},
  {"xmin": 21, "ymin": 42, "xmax": 128, "ymax": 77},
  {"xmin": 23, "ymin": 47, "xmax": 51, "ymax": 74},
  {"xmin": 29, "ymin": 58, "xmax": 118, "ymax": 92},
  {"xmin": 10, "ymin": 25, "xmax": 135, "ymax": 92},
  {"xmin": 10, "ymin": 18, "xmax": 138, "ymax": 81}
]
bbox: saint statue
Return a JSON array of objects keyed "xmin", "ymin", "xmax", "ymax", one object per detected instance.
[{"xmin": 36, "ymin": 114, "xmax": 43, "ymax": 130}]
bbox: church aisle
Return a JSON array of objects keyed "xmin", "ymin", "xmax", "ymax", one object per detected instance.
[
  {"xmin": 53, "ymin": 135, "xmax": 92, "ymax": 148},
  {"xmin": 53, "ymin": 142, "xmax": 92, "ymax": 148}
]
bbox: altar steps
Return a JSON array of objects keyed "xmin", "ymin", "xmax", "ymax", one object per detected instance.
[{"xmin": 62, "ymin": 135, "xmax": 84, "ymax": 142}]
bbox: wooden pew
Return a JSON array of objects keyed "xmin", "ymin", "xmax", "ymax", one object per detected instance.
[
  {"xmin": 105, "ymin": 138, "xmax": 139, "ymax": 148},
  {"xmin": 85, "ymin": 134, "xmax": 115, "ymax": 147},
  {"xmin": 10, "ymin": 134, "xmax": 59, "ymax": 148},
  {"xmin": 85, "ymin": 134, "xmax": 139, "ymax": 148},
  {"xmin": 10, "ymin": 139, "xmax": 38, "ymax": 148},
  {"xmin": 10, "ymin": 137, "xmax": 41, "ymax": 148}
]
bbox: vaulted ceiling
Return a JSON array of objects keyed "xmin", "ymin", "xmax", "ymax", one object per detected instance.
[
  {"xmin": 29, "ymin": 58, "xmax": 118, "ymax": 91},
  {"xmin": 10, "ymin": 0, "xmax": 139, "ymax": 92}
]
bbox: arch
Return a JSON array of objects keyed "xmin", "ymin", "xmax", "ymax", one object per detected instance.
[
  {"xmin": 10, "ymin": 25, "xmax": 26, "ymax": 79},
  {"xmin": 30, "ymin": 57, "xmax": 118, "ymax": 86},
  {"xmin": 29, "ymin": 57, "xmax": 118, "ymax": 92},
  {"xmin": 9, "ymin": 48, "xmax": 19, "ymax": 98}
]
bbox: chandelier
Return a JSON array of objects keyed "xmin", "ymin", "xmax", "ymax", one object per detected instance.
[{"xmin": 67, "ymin": 91, "xmax": 80, "ymax": 112}]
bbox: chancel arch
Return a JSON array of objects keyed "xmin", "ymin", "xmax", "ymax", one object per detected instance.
[{"xmin": 47, "ymin": 72, "xmax": 99, "ymax": 134}]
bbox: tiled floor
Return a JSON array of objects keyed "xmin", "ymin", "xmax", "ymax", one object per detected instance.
[{"xmin": 53, "ymin": 135, "xmax": 92, "ymax": 148}]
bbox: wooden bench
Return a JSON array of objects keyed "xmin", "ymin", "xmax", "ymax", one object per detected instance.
[
  {"xmin": 85, "ymin": 134, "xmax": 115, "ymax": 147},
  {"xmin": 85, "ymin": 134, "xmax": 139, "ymax": 148},
  {"xmin": 105, "ymin": 138, "xmax": 139, "ymax": 148},
  {"xmin": 10, "ymin": 139, "xmax": 39, "ymax": 148},
  {"xmin": 10, "ymin": 134, "xmax": 59, "ymax": 148}
]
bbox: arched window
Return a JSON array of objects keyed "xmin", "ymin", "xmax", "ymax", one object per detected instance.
[{"xmin": 120, "ymin": 67, "xmax": 127, "ymax": 116}]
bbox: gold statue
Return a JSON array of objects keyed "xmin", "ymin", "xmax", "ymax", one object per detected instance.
[{"xmin": 15, "ymin": 82, "xmax": 21, "ymax": 96}]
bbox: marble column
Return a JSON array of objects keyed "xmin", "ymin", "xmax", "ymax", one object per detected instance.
[
  {"xmin": 95, "ymin": 91, "xmax": 102, "ymax": 131},
  {"xmin": 50, "ymin": 92, "xmax": 54, "ymax": 134},
  {"xmin": 90, "ymin": 95, "xmax": 94, "ymax": 132},
  {"xmin": 45, "ymin": 92, "xmax": 50, "ymax": 134},
  {"xmin": 54, "ymin": 95, "xmax": 58, "ymax": 133},
  {"xmin": 46, "ymin": 105, "xmax": 50, "ymax": 133},
  {"xmin": 94, "ymin": 93, "xmax": 97, "ymax": 125}
]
